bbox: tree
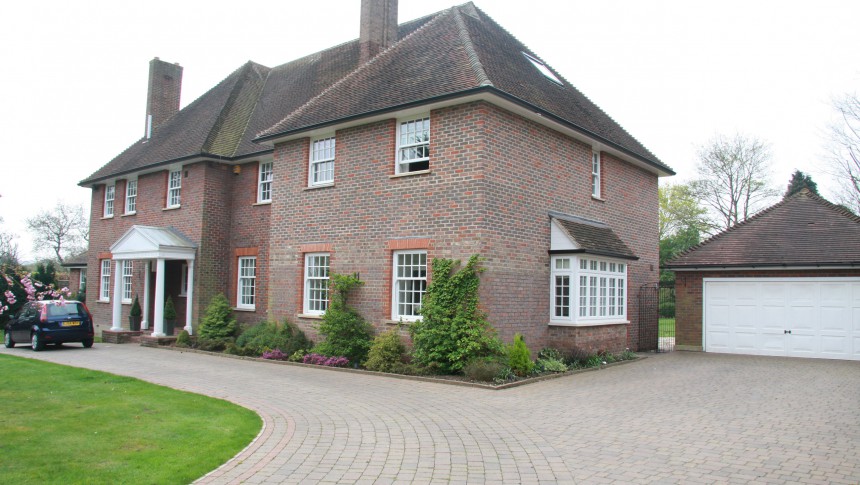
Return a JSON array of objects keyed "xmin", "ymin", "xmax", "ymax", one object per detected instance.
[
  {"xmin": 25, "ymin": 202, "xmax": 89, "ymax": 264},
  {"xmin": 827, "ymin": 93, "xmax": 860, "ymax": 213},
  {"xmin": 0, "ymin": 217, "xmax": 20, "ymax": 267},
  {"xmin": 658, "ymin": 183, "xmax": 710, "ymax": 241},
  {"xmin": 33, "ymin": 261, "xmax": 58, "ymax": 289},
  {"xmin": 691, "ymin": 134, "xmax": 779, "ymax": 231},
  {"xmin": 784, "ymin": 170, "xmax": 819, "ymax": 199}
]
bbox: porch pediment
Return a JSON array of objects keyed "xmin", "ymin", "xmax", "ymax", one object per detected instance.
[{"xmin": 109, "ymin": 225, "xmax": 197, "ymax": 261}]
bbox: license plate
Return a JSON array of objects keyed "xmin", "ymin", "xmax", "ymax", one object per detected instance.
[{"xmin": 61, "ymin": 321, "xmax": 81, "ymax": 327}]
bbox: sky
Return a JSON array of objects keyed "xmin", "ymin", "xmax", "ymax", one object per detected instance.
[{"xmin": 1, "ymin": 0, "xmax": 858, "ymax": 262}]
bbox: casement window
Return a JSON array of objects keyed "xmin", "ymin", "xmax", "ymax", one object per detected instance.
[
  {"xmin": 104, "ymin": 184, "xmax": 115, "ymax": 217},
  {"xmin": 304, "ymin": 253, "xmax": 330, "ymax": 315},
  {"xmin": 79, "ymin": 269, "xmax": 86, "ymax": 289},
  {"xmin": 237, "ymin": 257, "xmax": 256, "ymax": 309},
  {"xmin": 392, "ymin": 250, "xmax": 427, "ymax": 321},
  {"xmin": 591, "ymin": 151, "xmax": 601, "ymax": 198},
  {"xmin": 309, "ymin": 137, "xmax": 335, "ymax": 186},
  {"xmin": 179, "ymin": 263, "xmax": 188, "ymax": 297},
  {"xmin": 125, "ymin": 179, "xmax": 137, "ymax": 214},
  {"xmin": 121, "ymin": 261, "xmax": 133, "ymax": 303},
  {"xmin": 523, "ymin": 52, "xmax": 563, "ymax": 85},
  {"xmin": 99, "ymin": 260, "xmax": 111, "ymax": 301},
  {"xmin": 551, "ymin": 255, "xmax": 626, "ymax": 324},
  {"xmin": 396, "ymin": 117, "xmax": 430, "ymax": 174},
  {"xmin": 258, "ymin": 162, "xmax": 273, "ymax": 202},
  {"xmin": 167, "ymin": 169, "xmax": 181, "ymax": 208}
]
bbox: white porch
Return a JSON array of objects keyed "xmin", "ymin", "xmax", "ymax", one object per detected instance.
[{"xmin": 109, "ymin": 225, "xmax": 197, "ymax": 337}]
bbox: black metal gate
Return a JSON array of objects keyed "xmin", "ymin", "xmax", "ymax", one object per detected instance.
[{"xmin": 638, "ymin": 282, "xmax": 675, "ymax": 352}]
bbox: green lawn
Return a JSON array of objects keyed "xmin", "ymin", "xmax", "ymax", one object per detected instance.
[
  {"xmin": 0, "ymin": 354, "xmax": 261, "ymax": 484},
  {"xmin": 659, "ymin": 317, "xmax": 675, "ymax": 338}
]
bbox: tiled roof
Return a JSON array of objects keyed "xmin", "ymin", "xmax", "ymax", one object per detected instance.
[
  {"xmin": 63, "ymin": 252, "xmax": 88, "ymax": 267},
  {"xmin": 552, "ymin": 213, "xmax": 638, "ymax": 260},
  {"xmin": 81, "ymin": 2, "xmax": 669, "ymax": 186},
  {"xmin": 665, "ymin": 189, "xmax": 860, "ymax": 268}
]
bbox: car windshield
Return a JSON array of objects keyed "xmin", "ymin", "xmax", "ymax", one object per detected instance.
[{"xmin": 45, "ymin": 303, "xmax": 85, "ymax": 318}]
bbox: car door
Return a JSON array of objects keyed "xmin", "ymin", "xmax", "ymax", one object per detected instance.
[{"xmin": 12, "ymin": 303, "xmax": 34, "ymax": 341}]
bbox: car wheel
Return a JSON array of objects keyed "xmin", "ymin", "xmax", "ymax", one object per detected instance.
[
  {"xmin": 4, "ymin": 331, "xmax": 14, "ymax": 348},
  {"xmin": 31, "ymin": 333, "xmax": 44, "ymax": 352},
  {"xmin": 82, "ymin": 339, "xmax": 94, "ymax": 348}
]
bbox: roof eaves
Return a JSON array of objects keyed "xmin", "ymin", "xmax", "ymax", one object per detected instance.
[{"xmin": 78, "ymin": 152, "xmax": 233, "ymax": 187}]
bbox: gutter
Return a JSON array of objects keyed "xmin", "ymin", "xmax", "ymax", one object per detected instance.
[{"xmin": 664, "ymin": 262, "xmax": 860, "ymax": 271}]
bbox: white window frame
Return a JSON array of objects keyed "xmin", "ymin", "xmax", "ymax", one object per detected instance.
[
  {"xmin": 550, "ymin": 255, "xmax": 627, "ymax": 325},
  {"xmin": 178, "ymin": 263, "xmax": 188, "ymax": 297},
  {"xmin": 104, "ymin": 184, "xmax": 115, "ymax": 217},
  {"xmin": 99, "ymin": 260, "xmax": 111, "ymax": 302},
  {"xmin": 237, "ymin": 256, "xmax": 256, "ymax": 310},
  {"xmin": 79, "ymin": 269, "xmax": 86, "ymax": 289},
  {"xmin": 258, "ymin": 162, "xmax": 273, "ymax": 203},
  {"xmin": 121, "ymin": 261, "xmax": 133, "ymax": 304},
  {"xmin": 309, "ymin": 136, "xmax": 335, "ymax": 186},
  {"xmin": 523, "ymin": 52, "xmax": 563, "ymax": 85},
  {"xmin": 303, "ymin": 253, "xmax": 330, "ymax": 315},
  {"xmin": 167, "ymin": 169, "xmax": 182, "ymax": 208},
  {"xmin": 392, "ymin": 250, "xmax": 428, "ymax": 321},
  {"xmin": 592, "ymin": 151, "xmax": 601, "ymax": 198},
  {"xmin": 125, "ymin": 179, "xmax": 137, "ymax": 214},
  {"xmin": 395, "ymin": 116, "xmax": 430, "ymax": 174}
]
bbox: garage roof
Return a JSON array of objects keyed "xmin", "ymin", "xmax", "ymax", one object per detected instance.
[{"xmin": 665, "ymin": 189, "xmax": 860, "ymax": 269}]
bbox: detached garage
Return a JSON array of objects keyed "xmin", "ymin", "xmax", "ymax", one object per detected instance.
[{"xmin": 665, "ymin": 189, "xmax": 860, "ymax": 361}]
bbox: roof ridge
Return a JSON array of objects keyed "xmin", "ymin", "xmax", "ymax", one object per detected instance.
[
  {"xmin": 799, "ymin": 187, "xmax": 860, "ymax": 224},
  {"xmin": 452, "ymin": 6, "xmax": 492, "ymax": 87},
  {"xmin": 257, "ymin": 8, "xmax": 451, "ymax": 139},
  {"xmin": 202, "ymin": 62, "xmax": 257, "ymax": 155}
]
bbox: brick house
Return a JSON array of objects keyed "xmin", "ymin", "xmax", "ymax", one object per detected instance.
[
  {"xmin": 80, "ymin": 0, "xmax": 673, "ymax": 353},
  {"xmin": 665, "ymin": 189, "xmax": 860, "ymax": 360}
]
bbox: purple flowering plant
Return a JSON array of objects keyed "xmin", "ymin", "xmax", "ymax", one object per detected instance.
[{"xmin": 302, "ymin": 353, "xmax": 349, "ymax": 367}]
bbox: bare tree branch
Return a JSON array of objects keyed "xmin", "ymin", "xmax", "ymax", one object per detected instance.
[
  {"xmin": 25, "ymin": 202, "xmax": 89, "ymax": 264},
  {"xmin": 827, "ymin": 93, "xmax": 860, "ymax": 213},
  {"xmin": 691, "ymin": 133, "xmax": 779, "ymax": 231}
]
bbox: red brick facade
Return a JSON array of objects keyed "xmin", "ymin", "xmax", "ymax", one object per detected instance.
[
  {"xmin": 87, "ymin": 101, "xmax": 659, "ymax": 352},
  {"xmin": 675, "ymin": 269, "xmax": 860, "ymax": 350}
]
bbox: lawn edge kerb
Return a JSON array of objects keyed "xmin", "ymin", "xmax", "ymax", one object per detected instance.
[{"xmin": 150, "ymin": 345, "xmax": 647, "ymax": 390}]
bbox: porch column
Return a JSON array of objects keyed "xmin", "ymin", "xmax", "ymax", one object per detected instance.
[
  {"xmin": 110, "ymin": 260, "xmax": 123, "ymax": 331},
  {"xmin": 141, "ymin": 261, "xmax": 151, "ymax": 330},
  {"xmin": 184, "ymin": 259, "xmax": 194, "ymax": 335},
  {"xmin": 151, "ymin": 258, "xmax": 166, "ymax": 337}
]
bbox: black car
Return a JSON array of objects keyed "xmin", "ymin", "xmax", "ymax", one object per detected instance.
[{"xmin": 4, "ymin": 300, "xmax": 95, "ymax": 351}]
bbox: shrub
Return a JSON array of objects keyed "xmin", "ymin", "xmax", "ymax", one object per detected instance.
[
  {"xmin": 261, "ymin": 349, "xmax": 290, "ymax": 361},
  {"xmin": 537, "ymin": 347, "xmax": 563, "ymax": 361},
  {"xmin": 302, "ymin": 353, "xmax": 349, "ymax": 367},
  {"xmin": 195, "ymin": 337, "xmax": 232, "ymax": 352},
  {"xmin": 164, "ymin": 295, "xmax": 177, "ymax": 321},
  {"xmin": 620, "ymin": 348, "xmax": 637, "ymax": 360},
  {"xmin": 175, "ymin": 329, "xmax": 191, "ymax": 348},
  {"xmin": 659, "ymin": 300, "xmax": 675, "ymax": 318},
  {"xmin": 199, "ymin": 294, "xmax": 238, "ymax": 341},
  {"xmin": 365, "ymin": 327, "xmax": 408, "ymax": 373},
  {"xmin": 130, "ymin": 295, "xmax": 142, "ymax": 317},
  {"xmin": 564, "ymin": 347, "xmax": 592, "ymax": 367},
  {"xmin": 507, "ymin": 333, "xmax": 534, "ymax": 377},
  {"xmin": 463, "ymin": 357, "xmax": 505, "ymax": 382},
  {"xmin": 535, "ymin": 358, "xmax": 567, "ymax": 373},
  {"xmin": 289, "ymin": 349, "xmax": 307, "ymax": 362},
  {"xmin": 235, "ymin": 320, "xmax": 312, "ymax": 357},
  {"xmin": 312, "ymin": 273, "xmax": 373, "ymax": 364},
  {"xmin": 410, "ymin": 256, "xmax": 503, "ymax": 374}
]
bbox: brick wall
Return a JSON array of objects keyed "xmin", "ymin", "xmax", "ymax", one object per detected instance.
[
  {"xmin": 266, "ymin": 101, "xmax": 659, "ymax": 353},
  {"xmin": 675, "ymin": 268, "xmax": 860, "ymax": 349}
]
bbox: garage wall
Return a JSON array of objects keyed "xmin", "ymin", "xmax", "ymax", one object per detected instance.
[{"xmin": 675, "ymin": 269, "xmax": 860, "ymax": 351}]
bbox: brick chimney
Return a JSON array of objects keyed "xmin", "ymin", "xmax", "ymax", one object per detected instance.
[
  {"xmin": 359, "ymin": 0, "xmax": 398, "ymax": 64},
  {"xmin": 145, "ymin": 57, "xmax": 183, "ymax": 138}
]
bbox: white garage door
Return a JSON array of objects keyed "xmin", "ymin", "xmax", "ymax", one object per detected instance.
[{"xmin": 704, "ymin": 278, "xmax": 860, "ymax": 360}]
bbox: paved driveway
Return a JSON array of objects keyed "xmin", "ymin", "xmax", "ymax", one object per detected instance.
[{"xmin": 3, "ymin": 344, "xmax": 859, "ymax": 484}]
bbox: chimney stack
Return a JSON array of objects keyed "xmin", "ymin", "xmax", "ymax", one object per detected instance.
[
  {"xmin": 359, "ymin": 0, "xmax": 398, "ymax": 64},
  {"xmin": 145, "ymin": 57, "xmax": 183, "ymax": 138}
]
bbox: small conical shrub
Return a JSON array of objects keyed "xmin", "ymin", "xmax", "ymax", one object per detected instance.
[
  {"xmin": 508, "ymin": 333, "xmax": 533, "ymax": 377},
  {"xmin": 199, "ymin": 293, "xmax": 238, "ymax": 340}
]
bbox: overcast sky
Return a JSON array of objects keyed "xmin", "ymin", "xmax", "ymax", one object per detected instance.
[{"xmin": 1, "ymin": 0, "xmax": 858, "ymax": 262}]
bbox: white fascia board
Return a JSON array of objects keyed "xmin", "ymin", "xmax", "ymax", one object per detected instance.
[{"xmin": 670, "ymin": 265, "xmax": 860, "ymax": 272}]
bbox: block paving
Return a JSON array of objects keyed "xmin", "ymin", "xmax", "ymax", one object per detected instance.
[{"xmin": 3, "ymin": 345, "xmax": 859, "ymax": 484}]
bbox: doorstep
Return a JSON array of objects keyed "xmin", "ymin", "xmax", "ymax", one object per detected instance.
[
  {"xmin": 101, "ymin": 330, "xmax": 142, "ymax": 344},
  {"xmin": 139, "ymin": 335, "xmax": 178, "ymax": 347}
]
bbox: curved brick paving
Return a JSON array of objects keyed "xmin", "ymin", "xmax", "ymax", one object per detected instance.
[{"xmin": 3, "ymin": 344, "xmax": 859, "ymax": 484}]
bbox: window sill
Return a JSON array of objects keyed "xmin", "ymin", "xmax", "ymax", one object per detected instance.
[
  {"xmin": 101, "ymin": 216, "xmax": 114, "ymax": 220},
  {"xmin": 296, "ymin": 313, "xmax": 323, "ymax": 320},
  {"xmin": 233, "ymin": 307, "xmax": 256, "ymax": 312},
  {"xmin": 591, "ymin": 195, "xmax": 605, "ymax": 202},
  {"xmin": 253, "ymin": 200, "xmax": 272, "ymax": 206},
  {"xmin": 178, "ymin": 293, "xmax": 187, "ymax": 298},
  {"xmin": 548, "ymin": 319, "xmax": 629, "ymax": 327},
  {"xmin": 97, "ymin": 300, "xmax": 110, "ymax": 304},
  {"xmin": 163, "ymin": 206, "xmax": 181, "ymax": 211},
  {"xmin": 304, "ymin": 183, "xmax": 334, "ymax": 191},
  {"xmin": 389, "ymin": 169, "xmax": 431, "ymax": 179},
  {"xmin": 121, "ymin": 212, "xmax": 136, "ymax": 217},
  {"xmin": 122, "ymin": 301, "xmax": 131, "ymax": 305},
  {"xmin": 383, "ymin": 318, "xmax": 419, "ymax": 325}
]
